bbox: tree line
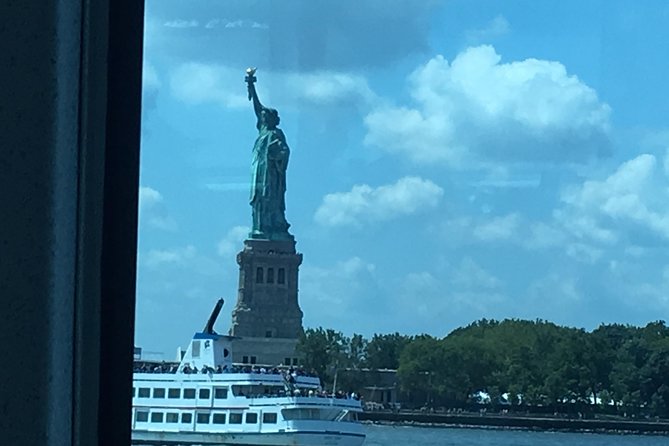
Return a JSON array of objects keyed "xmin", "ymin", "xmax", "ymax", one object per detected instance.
[{"xmin": 297, "ymin": 319, "xmax": 669, "ymax": 418}]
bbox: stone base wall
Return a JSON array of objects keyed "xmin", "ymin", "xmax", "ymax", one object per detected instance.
[{"xmin": 231, "ymin": 337, "xmax": 301, "ymax": 367}]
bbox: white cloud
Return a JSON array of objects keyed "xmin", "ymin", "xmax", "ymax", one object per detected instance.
[
  {"xmin": 451, "ymin": 257, "xmax": 501, "ymax": 290},
  {"xmin": 300, "ymin": 257, "xmax": 377, "ymax": 323},
  {"xmin": 169, "ymin": 64, "xmax": 375, "ymax": 109},
  {"xmin": 559, "ymin": 153, "xmax": 669, "ymax": 243},
  {"xmin": 364, "ymin": 45, "xmax": 611, "ymax": 166},
  {"xmin": 664, "ymin": 147, "xmax": 669, "ymax": 176},
  {"xmin": 204, "ymin": 19, "xmax": 268, "ymax": 30},
  {"xmin": 473, "ymin": 213, "xmax": 519, "ymax": 241},
  {"xmin": 170, "ymin": 63, "xmax": 248, "ymax": 109},
  {"xmin": 144, "ymin": 245, "xmax": 197, "ymax": 268},
  {"xmin": 466, "ymin": 15, "xmax": 510, "ymax": 43},
  {"xmin": 138, "ymin": 186, "xmax": 177, "ymax": 231},
  {"xmin": 527, "ymin": 274, "xmax": 582, "ymax": 314},
  {"xmin": 522, "ymin": 222, "xmax": 567, "ymax": 250},
  {"xmin": 164, "ymin": 19, "xmax": 199, "ymax": 28},
  {"xmin": 284, "ymin": 72, "xmax": 376, "ymax": 105},
  {"xmin": 399, "ymin": 272, "xmax": 441, "ymax": 317},
  {"xmin": 139, "ymin": 186, "xmax": 162, "ymax": 208},
  {"xmin": 314, "ymin": 176, "xmax": 444, "ymax": 227},
  {"xmin": 566, "ymin": 243, "xmax": 603, "ymax": 264},
  {"xmin": 217, "ymin": 226, "xmax": 249, "ymax": 257}
]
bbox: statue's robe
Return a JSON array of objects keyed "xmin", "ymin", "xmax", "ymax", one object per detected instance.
[{"xmin": 250, "ymin": 124, "xmax": 290, "ymax": 238}]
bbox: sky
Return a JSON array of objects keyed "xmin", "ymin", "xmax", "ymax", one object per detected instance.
[{"xmin": 135, "ymin": 0, "xmax": 669, "ymax": 358}]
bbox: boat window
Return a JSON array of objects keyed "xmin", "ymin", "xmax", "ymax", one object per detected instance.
[
  {"xmin": 192, "ymin": 340, "xmax": 201, "ymax": 358},
  {"xmin": 267, "ymin": 267, "xmax": 274, "ymax": 283},
  {"xmin": 153, "ymin": 388, "xmax": 165, "ymax": 398},
  {"xmin": 245, "ymin": 412, "xmax": 258, "ymax": 424},
  {"xmin": 229, "ymin": 413, "xmax": 242, "ymax": 424},
  {"xmin": 262, "ymin": 412, "xmax": 277, "ymax": 424},
  {"xmin": 277, "ymin": 268, "xmax": 285, "ymax": 284},
  {"xmin": 232, "ymin": 384, "xmax": 286, "ymax": 398},
  {"xmin": 212, "ymin": 413, "xmax": 226, "ymax": 424},
  {"xmin": 181, "ymin": 413, "xmax": 193, "ymax": 424},
  {"xmin": 343, "ymin": 412, "xmax": 358, "ymax": 421},
  {"xmin": 150, "ymin": 412, "xmax": 164, "ymax": 423},
  {"xmin": 132, "ymin": 387, "xmax": 136, "ymax": 397},
  {"xmin": 214, "ymin": 387, "xmax": 228, "ymax": 399},
  {"xmin": 196, "ymin": 413, "xmax": 210, "ymax": 424},
  {"xmin": 281, "ymin": 408, "xmax": 343, "ymax": 421},
  {"xmin": 199, "ymin": 388, "xmax": 211, "ymax": 399},
  {"xmin": 183, "ymin": 388, "xmax": 196, "ymax": 399},
  {"xmin": 168, "ymin": 388, "xmax": 180, "ymax": 398},
  {"xmin": 135, "ymin": 411, "xmax": 148, "ymax": 422},
  {"xmin": 255, "ymin": 267, "xmax": 263, "ymax": 283},
  {"xmin": 137, "ymin": 387, "xmax": 150, "ymax": 398},
  {"xmin": 166, "ymin": 413, "xmax": 179, "ymax": 423}
]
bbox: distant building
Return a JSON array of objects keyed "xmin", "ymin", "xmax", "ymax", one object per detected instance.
[{"xmin": 339, "ymin": 368, "xmax": 399, "ymax": 407}]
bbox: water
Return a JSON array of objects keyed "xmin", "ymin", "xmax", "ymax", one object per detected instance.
[{"xmin": 364, "ymin": 424, "xmax": 667, "ymax": 445}]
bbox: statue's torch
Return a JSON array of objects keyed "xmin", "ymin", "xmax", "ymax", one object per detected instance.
[{"xmin": 245, "ymin": 67, "xmax": 257, "ymax": 100}]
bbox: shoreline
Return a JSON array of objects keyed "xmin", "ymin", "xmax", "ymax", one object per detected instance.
[{"xmin": 359, "ymin": 411, "xmax": 669, "ymax": 436}]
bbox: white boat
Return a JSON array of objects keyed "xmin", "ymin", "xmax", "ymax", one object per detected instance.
[{"xmin": 131, "ymin": 300, "xmax": 366, "ymax": 446}]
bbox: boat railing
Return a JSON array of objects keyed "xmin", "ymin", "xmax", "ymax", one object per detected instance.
[{"xmin": 133, "ymin": 363, "xmax": 319, "ymax": 378}]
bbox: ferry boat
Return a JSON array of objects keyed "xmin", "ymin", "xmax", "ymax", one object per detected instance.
[{"xmin": 131, "ymin": 299, "xmax": 366, "ymax": 446}]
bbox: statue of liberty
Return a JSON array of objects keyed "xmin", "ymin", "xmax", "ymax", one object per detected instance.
[{"xmin": 245, "ymin": 68, "xmax": 292, "ymax": 240}]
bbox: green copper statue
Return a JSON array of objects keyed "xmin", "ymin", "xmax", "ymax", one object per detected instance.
[{"xmin": 245, "ymin": 68, "xmax": 293, "ymax": 240}]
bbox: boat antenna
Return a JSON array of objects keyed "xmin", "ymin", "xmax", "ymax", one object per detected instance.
[{"xmin": 203, "ymin": 298, "xmax": 224, "ymax": 334}]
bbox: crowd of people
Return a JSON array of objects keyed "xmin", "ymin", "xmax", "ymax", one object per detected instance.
[
  {"xmin": 133, "ymin": 361, "xmax": 318, "ymax": 378},
  {"xmin": 132, "ymin": 361, "xmax": 360, "ymax": 401}
]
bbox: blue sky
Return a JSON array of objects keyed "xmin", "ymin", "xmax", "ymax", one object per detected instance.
[{"xmin": 135, "ymin": 0, "xmax": 669, "ymax": 357}]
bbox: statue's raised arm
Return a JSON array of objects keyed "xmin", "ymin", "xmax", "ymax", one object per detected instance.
[{"xmin": 245, "ymin": 67, "xmax": 263, "ymax": 120}]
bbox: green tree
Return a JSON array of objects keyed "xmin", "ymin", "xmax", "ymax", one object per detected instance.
[
  {"xmin": 366, "ymin": 332, "xmax": 410, "ymax": 370},
  {"xmin": 297, "ymin": 327, "xmax": 348, "ymax": 382}
]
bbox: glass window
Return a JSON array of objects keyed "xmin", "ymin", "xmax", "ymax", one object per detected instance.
[
  {"xmin": 277, "ymin": 268, "xmax": 285, "ymax": 284},
  {"xmin": 192, "ymin": 340, "xmax": 200, "ymax": 358},
  {"xmin": 135, "ymin": 411, "xmax": 148, "ymax": 422},
  {"xmin": 265, "ymin": 330, "xmax": 273, "ymax": 338},
  {"xmin": 181, "ymin": 413, "xmax": 193, "ymax": 424},
  {"xmin": 267, "ymin": 267, "xmax": 274, "ymax": 283},
  {"xmin": 138, "ymin": 388, "xmax": 150, "ymax": 398},
  {"xmin": 250, "ymin": 356, "xmax": 257, "ymax": 364},
  {"xmin": 213, "ymin": 413, "xmax": 226, "ymax": 424},
  {"xmin": 196, "ymin": 412, "xmax": 210, "ymax": 424},
  {"xmin": 262, "ymin": 412, "xmax": 277, "ymax": 424},
  {"xmin": 166, "ymin": 413, "xmax": 179, "ymax": 423},
  {"xmin": 242, "ymin": 355, "xmax": 249, "ymax": 364},
  {"xmin": 199, "ymin": 388, "xmax": 210, "ymax": 399},
  {"xmin": 183, "ymin": 388, "xmax": 196, "ymax": 399},
  {"xmin": 150, "ymin": 412, "xmax": 164, "ymax": 423},
  {"xmin": 255, "ymin": 267, "xmax": 263, "ymax": 283},
  {"xmin": 153, "ymin": 388, "xmax": 165, "ymax": 398},
  {"xmin": 214, "ymin": 387, "xmax": 228, "ymax": 399},
  {"xmin": 168, "ymin": 388, "xmax": 180, "ymax": 399},
  {"xmin": 229, "ymin": 413, "xmax": 242, "ymax": 424},
  {"xmin": 292, "ymin": 358, "xmax": 299, "ymax": 366},
  {"xmin": 284, "ymin": 357, "xmax": 291, "ymax": 366},
  {"xmin": 245, "ymin": 412, "xmax": 258, "ymax": 424}
]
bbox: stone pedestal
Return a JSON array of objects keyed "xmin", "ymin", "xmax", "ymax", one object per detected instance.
[{"xmin": 229, "ymin": 238, "xmax": 304, "ymax": 364}]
